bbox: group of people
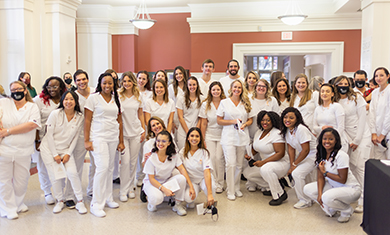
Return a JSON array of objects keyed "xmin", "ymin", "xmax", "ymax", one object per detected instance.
[{"xmin": 0, "ymin": 58, "xmax": 387, "ymax": 224}]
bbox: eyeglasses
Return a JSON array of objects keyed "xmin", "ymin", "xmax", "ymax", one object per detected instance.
[
  {"xmin": 257, "ymin": 85, "xmax": 267, "ymax": 89},
  {"xmin": 47, "ymin": 86, "xmax": 59, "ymax": 90},
  {"xmin": 11, "ymin": 88, "xmax": 25, "ymax": 93}
]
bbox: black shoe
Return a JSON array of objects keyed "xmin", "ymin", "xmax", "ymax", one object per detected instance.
[
  {"xmin": 140, "ymin": 184, "xmax": 147, "ymax": 203},
  {"xmin": 113, "ymin": 178, "xmax": 120, "ymax": 184},
  {"xmin": 65, "ymin": 200, "xmax": 76, "ymax": 209},
  {"xmin": 241, "ymin": 174, "xmax": 247, "ymax": 181},
  {"xmin": 269, "ymin": 191, "xmax": 288, "ymax": 206},
  {"xmin": 262, "ymin": 190, "xmax": 272, "ymax": 196}
]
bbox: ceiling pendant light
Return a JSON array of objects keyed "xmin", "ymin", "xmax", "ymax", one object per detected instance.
[
  {"xmin": 130, "ymin": 0, "xmax": 156, "ymax": 30},
  {"xmin": 278, "ymin": 0, "xmax": 307, "ymax": 26}
]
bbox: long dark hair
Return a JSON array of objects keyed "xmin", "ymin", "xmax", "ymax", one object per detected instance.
[
  {"xmin": 183, "ymin": 127, "xmax": 209, "ymax": 159},
  {"xmin": 152, "ymin": 130, "xmax": 176, "ymax": 161},
  {"xmin": 137, "ymin": 70, "xmax": 151, "ymax": 91},
  {"xmin": 58, "ymin": 90, "xmax": 81, "ymax": 113},
  {"xmin": 18, "ymin": 72, "xmax": 32, "ymax": 89},
  {"xmin": 257, "ymin": 111, "xmax": 282, "ymax": 130},
  {"xmin": 280, "ymin": 107, "xmax": 310, "ymax": 138},
  {"xmin": 39, "ymin": 76, "xmax": 67, "ymax": 106},
  {"xmin": 315, "ymin": 128, "xmax": 342, "ymax": 166},
  {"xmin": 95, "ymin": 72, "xmax": 121, "ymax": 114},
  {"xmin": 272, "ymin": 78, "xmax": 291, "ymax": 105},
  {"xmin": 184, "ymin": 76, "xmax": 202, "ymax": 108}
]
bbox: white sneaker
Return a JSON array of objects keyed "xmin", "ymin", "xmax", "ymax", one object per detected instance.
[
  {"xmin": 129, "ymin": 191, "xmax": 136, "ymax": 199},
  {"xmin": 90, "ymin": 207, "xmax": 106, "ymax": 218},
  {"xmin": 18, "ymin": 204, "xmax": 29, "ymax": 213},
  {"xmin": 106, "ymin": 201, "xmax": 119, "ymax": 209},
  {"xmin": 53, "ymin": 201, "xmax": 64, "ymax": 214},
  {"xmin": 76, "ymin": 202, "xmax": 87, "ymax": 214},
  {"xmin": 247, "ymin": 186, "xmax": 256, "ymax": 192},
  {"xmin": 172, "ymin": 202, "xmax": 187, "ymax": 216},
  {"xmin": 137, "ymin": 179, "xmax": 143, "ymax": 187},
  {"xmin": 45, "ymin": 194, "xmax": 55, "ymax": 205},
  {"xmin": 293, "ymin": 200, "xmax": 312, "ymax": 209},
  {"xmin": 187, "ymin": 202, "xmax": 195, "ymax": 209},
  {"xmin": 321, "ymin": 204, "xmax": 336, "ymax": 217},
  {"xmin": 119, "ymin": 194, "xmax": 128, "ymax": 202},
  {"xmin": 354, "ymin": 205, "xmax": 363, "ymax": 213},
  {"xmin": 337, "ymin": 215, "xmax": 350, "ymax": 223},
  {"xmin": 6, "ymin": 212, "xmax": 18, "ymax": 220},
  {"xmin": 147, "ymin": 203, "xmax": 157, "ymax": 212},
  {"xmin": 216, "ymin": 187, "xmax": 223, "ymax": 194},
  {"xmin": 227, "ymin": 194, "xmax": 236, "ymax": 201},
  {"xmin": 235, "ymin": 191, "xmax": 243, "ymax": 197}
]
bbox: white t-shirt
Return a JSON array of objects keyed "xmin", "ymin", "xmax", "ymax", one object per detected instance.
[
  {"xmin": 121, "ymin": 95, "xmax": 144, "ymax": 138},
  {"xmin": 140, "ymin": 90, "xmax": 152, "ymax": 105},
  {"xmin": 33, "ymin": 96, "xmax": 60, "ymax": 139},
  {"xmin": 176, "ymin": 94, "xmax": 201, "ymax": 137},
  {"xmin": 144, "ymin": 98, "xmax": 175, "ymax": 127},
  {"xmin": 292, "ymin": 91, "xmax": 319, "ymax": 130},
  {"xmin": 216, "ymin": 98, "xmax": 254, "ymax": 146},
  {"xmin": 279, "ymin": 99, "xmax": 290, "ymax": 115},
  {"xmin": 75, "ymin": 87, "xmax": 95, "ymax": 114},
  {"xmin": 313, "ymin": 103, "xmax": 345, "ymax": 136},
  {"xmin": 369, "ymin": 85, "xmax": 390, "ymax": 136},
  {"xmin": 285, "ymin": 124, "xmax": 317, "ymax": 159},
  {"xmin": 84, "ymin": 93, "xmax": 121, "ymax": 141},
  {"xmin": 143, "ymin": 153, "xmax": 182, "ymax": 183},
  {"xmin": 252, "ymin": 127, "xmax": 288, "ymax": 162},
  {"xmin": 353, "ymin": 87, "xmax": 365, "ymax": 97},
  {"xmin": 219, "ymin": 76, "xmax": 245, "ymax": 97},
  {"xmin": 40, "ymin": 109, "xmax": 83, "ymax": 162},
  {"xmin": 324, "ymin": 150, "xmax": 360, "ymax": 188},
  {"xmin": 198, "ymin": 101, "xmax": 223, "ymax": 141},
  {"xmin": 248, "ymin": 96, "xmax": 280, "ymax": 139},
  {"xmin": 180, "ymin": 148, "xmax": 212, "ymax": 184},
  {"xmin": 168, "ymin": 85, "xmax": 184, "ymax": 104},
  {"xmin": 198, "ymin": 78, "xmax": 213, "ymax": 100},
  {"xmin": 0, "ymin": 98, "xmax": 41, "ymax": 157}
]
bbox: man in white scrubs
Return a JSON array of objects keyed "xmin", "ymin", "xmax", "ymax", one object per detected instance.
[
  {"xmin": 199, "ymin": 59, "xmax": 215, "ymax": 99},
  {"xmin": 219, "ymin": 59, "xmax": 244, "ymax": 97}
]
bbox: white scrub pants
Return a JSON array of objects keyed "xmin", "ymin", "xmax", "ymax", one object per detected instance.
[
  {"xmin": 37, "ymin": 153, "xmax": 52, "ymax": 195},
  {"xmin": 136, "ymin": 142, "xmax": 145, "ymax": 184},
  {"xmin": 0, "ymin": 155, "xmax": 30, "ymax": 218},
  {"xmin": 348, "ymin": 135, "xmax": 372, "ymax": 206},
  {"xmin": 243, "ymin": 160, "xmax": 290, "ymax": 200},
  {"xmin": 143, "ymin": 174, "xmax": 186, "ymax": 206},
  {"xmin": 90, "ymin": 140, "xmax": 118, "ymax": 210},
  {"xmin": 206, "ymin": 139, "xmax": 224, "ymax": 188},
  {"xmin": 291, "ymin": 156, "xmax": 316, "ymax": 203},
  {"xmin": 184, "ymin": 177, "xmax": 216, "ymax": 203},
  {"xmin": 304, "ymin": 181, "xmax": 361, "ymax": 217},
  {"xmin": 120, "ymin": 136, "xmax": 141, "ymax": 196},
  {"xmin": 222, "ymin": 145, "xmax": 245, "ymax": 197},
  {"xmin": 87, "ymin": 153, "xmax": 96, "ymax": 196},
  {"xmin": 113, "ymin": 152, "xmax": 120, "ymax": 180},
  {"xmin": 64, "ymin": 137, "xmax": 87, "ymax": 201}
]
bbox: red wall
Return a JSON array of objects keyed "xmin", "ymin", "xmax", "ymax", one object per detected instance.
[{"xmin": 112, "ymin": 34, "xmax": 137, "ymax": 72}]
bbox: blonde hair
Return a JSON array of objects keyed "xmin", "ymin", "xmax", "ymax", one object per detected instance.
[
  {"xmin": 204, "ymin": 81, "xmax": 226, "ymax": 113},
  {"xmin": 118, "ymin": 71, "xmax": 141, "ymax": 103},
  {"xmin": 10, "ymin": 81, "xmax": 33, "ymax": 102},
  {"xmin": 244, "ymin": 71, "xmax": 259, "ymax": 90},
  {"xmin": 333, "ymin": 75, "xmax": 357, "ymax": 104},
  {"xmin": 253, "ymin": 79, "xmax": 271, "ymax": 101},
  {"xmin": 229, "ymin": 80, "xmax": 252, "ymax": 113},
  {"xmin": 289, "ymin": 74, "xmax": 312, "ymax": 107}
]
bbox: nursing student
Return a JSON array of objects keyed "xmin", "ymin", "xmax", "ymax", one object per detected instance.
[
  {"xmin": 117, "ymin": 71, "xmax": 145, "ymax": 202},
  {"xmin": 40, "ymin": 91, "xmax": 87, "ymax": 214},
  {"xmin": 272, "ymin": 78, "xmax": 291, "ymax": 114},
  {"xmin": 244, "ymin": 71, "xmax": 259, "ymax": 98},
  {"xmin": 217, "ymin": 80, "xmax": 254, "ymax": 201},
  {"xmin": 176, "ymin": 76, "xmax": 202, "ymax": 150},
  {"xmin": 168, "ymin": 66, "xmax": 187, "ymax": 139},
  {"xmin": 34, "ymin": 76, "xmax": 66, "ymax": 205},
  {"xmin": 0, "ymin": 81, "xmax": 40, "ymax": 220},
  {"xmin": 84, "ymin": 72, "xmax": 124, "ymax": 218},
  {"xmin": 199, "ymin": 81, "xmax": 226, "ymax": 193}
]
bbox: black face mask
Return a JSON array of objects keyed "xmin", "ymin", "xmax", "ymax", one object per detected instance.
[
  {"xmin": 11, "ymin": 91, "xmax": 25, "ymax": 101},
  {"xmin": 65, "ymin": 78, "xmax": 72, "ymax": 85},
  {"xmin": 355, "ymin": 80, "xmax": 366, "ymax": 88},
  {"xmin": 337, "ymin": 86, "xmax": 349, "ymax": 95}
]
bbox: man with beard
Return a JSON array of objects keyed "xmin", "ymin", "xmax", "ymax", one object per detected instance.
[{"xmin": 219, "ymin": 59, "xmax": 244, "ymax": 97}]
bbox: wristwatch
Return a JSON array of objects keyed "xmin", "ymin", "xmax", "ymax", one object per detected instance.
[{"xmin": 323, "ymin": 171, "xmax": 328, "ymax": 177}]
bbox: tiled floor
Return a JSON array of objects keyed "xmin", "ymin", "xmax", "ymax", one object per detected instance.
[{"xmin": 0, "ymin": 163, "xmax": 365, "ymax": 235}]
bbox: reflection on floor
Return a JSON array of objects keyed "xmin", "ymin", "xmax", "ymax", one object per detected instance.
[{"xmin": 1, "ymin": 163, "xmax": 365, "ymax": 235}]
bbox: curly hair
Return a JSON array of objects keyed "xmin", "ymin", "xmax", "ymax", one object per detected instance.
[
  {"xmin": 39, "ymin": 76, "xmax": 66, "ymax": 106},
  {"xmin": 152, "ymin": 130, "xmax": 176, "ymax": 161},
  {"xmin": 256, "ymin": 111, "xmax": 282, "ymax": 130},
  {"xmin": 280, "ymin": 107, "xmax": 310, "ymax": 138}
]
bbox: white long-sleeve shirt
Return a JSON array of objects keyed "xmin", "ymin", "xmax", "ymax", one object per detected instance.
[
  {"xmin": 313, "ymin": 103, "xmax": 345, "ymax": 137},
  {"xmin": 369, "ymin": 85, "xmax": 390, "ymax": 136}
]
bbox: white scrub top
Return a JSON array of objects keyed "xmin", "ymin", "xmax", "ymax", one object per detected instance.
[
  {"xmin": 216, "ymin": 98, "xmax": 254, "ymax": 146},
  {"xmin": 369, "ymin": 85, "xmax": 390, "ymax": 136},
  {"xmin": 144, "ymin": 98, "xmax": 175, "ymax": 127},
  {"xmin": 176, "ymin": 94, "xmax": 201, "ymax": 136},
  {"xmin": 180, "ymin": 148, "xmax": 212, "ymax": 184},
  {"xmin": 279, "ymin": 99, "xmax": 290, "ymax": 115},
  {"xmin": 143, "ymin": 153, "xmax": 182, "ymax": 183},
  {"xmin": 198, "ymin": 78, "xmax": 213, "ymax": 100},
  {"xmin": 285, "ymin": 124, "xmax": 317, "ymax": 159},
  {"xmin": 140, "ymin": 90, "xmax": 152, "ymax": 105},
  {"xmin": 324, "ymin": 150, "xmax": 360, "ymax": 188},
  {"xmin": 219, "ymin": 76, "xmax": 244, "ymax": 97},
  {"xmin": 248, "ymin": 96, "xmax": 280, "ymax": 139},
  {"xmin": 0, "ymin": 98, "xmax": 41, "ymax": 157},
  {"xmin": 253, "ymin": 127, "xmax": 288, "ymax": 162},
  {"xmin": 198, "ymin": 101, "xmax": 223, "ymax": 141},
  {"xmin": 84, "ymin": 93, "xmax": 120, "ymax": 142},
  {"xmin": 121, "ymin": 95, "xmax": 144, "ymax": 138},
  {"xmin": 33, "ymin": 96, "xmax": 60, "ymax": 139},
  {"xmin": 40, "ymin": 109, "xmax": 83, "ymax": 161},
  {"xmin": 313, "ymin": 103, "xmax": 345, "ymax": 136},
  {"xmin": 168, "ymin": 85, "xmax": 184, "ymax": 104},
  {"xmin": 292, "ymin": 91, "xmax": 319, "ymax": 130},
  {"xmin": 75, "ymin": 87, "xmax": 95, "ymax": 114}
]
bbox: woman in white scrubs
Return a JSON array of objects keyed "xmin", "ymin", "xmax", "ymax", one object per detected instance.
[
  {"xmin": 176, "ymin": 76, "xmax": 202, "ymax": 150},
  {"xmin": 272, "ymin": 78, "xmax": 291, "ymax": 114},
  {"xmin": 144, "ymin": 79, "xmax": 175, "ymax": 133},
  {"xmin": 84, "ymin": 72, "xmax": 124, "ymax": 218},
  {"xmin": 40, "ymin": 91, "xmax": 87, "ymax": 214},
  {"xmin": 199, "ymin": 81, "xmax": 226, "ymax": 193},
  {"xmin": 168, "ymin": 66, "xmax": 187, "ymax": 138},
  {"xmin": 334, "ymin": 75, "xmax": 372, "ymax": 213},
  {"xmin": 248, "ymin": 79, "xmax": 280, "ymax": 140},
  {"xmin": 0, "ymin": 81, "xmax": 40, "ymax": 220},
  {"xmin": 117, "ymin": 71, "xmax": 145, "ymax": 202},
  {"xmin": 290, "ymin": 74, "xmax": 319, "ymax": 130},
  {"xmin": 180, "ymin": 127, "xmax": 215, "ymax": 208},
  {"xmin": 143, "ymin": 131, "xmax": 195, "ymax": 216},
  {"xmin": 281, "ymin": 107, "xmax": 317, "ymax": 209},
  {"xmin": 244, "ymin": 71, "xmax": 259, "ymax": 98},
  {"xmin": 243, "ymin": 111, "xmax": 289, "ymax": 206},
  {"xmin": 152, "ymin": 70, "xmax": 168, "ymax": 83},
  {"xmin": 369, "ymin": 67, "xmax": 390, "ymax": 160},
  {"xmin": 34, "ymin": 76, "xmax": 66, "ymax": 205},
  {"xmin": 217, "ymin": 80, "xmax": 254, "ymax": 201},
  {"xmin": 304, "ymin": 128, "xmax": 361, "ymax": 223}
]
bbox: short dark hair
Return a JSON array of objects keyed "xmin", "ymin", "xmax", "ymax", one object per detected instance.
[
  {"xmin": 73, "ymin": 69, "xmax": 89, "ymax": 82},
  {"xmin": 227, "ymin": 59, "xmax": 240, "ymax": 68},
  {"xmin": 353, "ymin": 70, "xmax": 367, "ymax": 79},
  {"xmin": 202, "ymin": 59, "xmax": 215, "ymax": 68}
]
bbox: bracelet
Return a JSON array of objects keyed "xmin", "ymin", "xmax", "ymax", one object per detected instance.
[
  {"xmin": 35, "ymin": 140, "xmax": 41, "ymax": 143},
  {"xmin": 323, "ymin": 171, "xmax": 328, "ymax": 177},
  {"xmin": 158, "ymin": 185, "xmax": 163, "ymax": 190},
  {"xmin": 6, "ymin": 129, "xmax": 10, "ymax": 136},
  {"xmin": 292, "ymin": 162, "xmax": 297, "ymax": 167}
]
